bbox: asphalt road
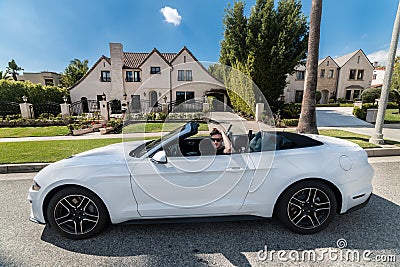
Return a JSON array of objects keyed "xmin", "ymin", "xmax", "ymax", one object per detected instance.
[{"xmin": 0, "ymin": 157, "xmax": 399, "ymax": 267}]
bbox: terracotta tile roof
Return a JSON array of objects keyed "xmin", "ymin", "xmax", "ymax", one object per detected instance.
[{"xmin": 122, "ymin": 52, "xmax": 177, "ymax": 68}]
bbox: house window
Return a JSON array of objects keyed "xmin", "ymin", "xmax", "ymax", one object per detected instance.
[
  {"xmin": 126, "ymin": 71, "xmax": 133, "ymax": 82},
  {"xmin": 346, "ymin": 90, "xmax": 352, "ymax": 100},
  {"xmin": 349, "ymin": 69, "xmax": 356, "ymax": 80},
  {"xmin": 44, "ymin": 79, "xmax": 54, "ymax": 86},
  {"xmin": 373, "ymin": 74, "xmax": 377, "ymax": 80},
  {"xmin": 320, "ymin": 69, "xmax": 325, "ymax": 78},
  {"xmin": 134, "ymin": 71, "xmax": 141, "ymax": 82},
  {"xmin": 178, "ymin": 70, "xmax": 185, "ymax": 81},
  {"xmin": 327, "ymin": 61, "xmax": 330, "ymax": 66},
  {"xmin": 357, "ymin": 70, "xmax": 364, "ymax": 80},
  {"xmin": 177, "ymin": 70, "xmax": 193, "ymax": 81},
  {"xmin": 176, "ymin": 91, "xmax": 195, "ymax": 104},
  {"xmin": 295, "ymin": 90, "xmax": 303, "ymax": 103},
  {"xmin": 328, "ymin": 70, "xmax": 334, "ymax": 79},
  {"xmin": 296, "ymin": 71, "xmax": 305, "ymax": 80},
  {"xmin": 150, "ymin": 67, "xmax": 161, "ymax": 74},
  {"xmin": 186, "ymin": 70, "xmax": 193, "ymax": 81},
  {"xmin": 353, "ymin": 90, "xmax": 361, "ymax": 99},
  {"xmin": 101, "ymin": 71, "xmax": 111, "ymax": 82}
]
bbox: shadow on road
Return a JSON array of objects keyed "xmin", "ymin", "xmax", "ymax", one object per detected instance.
[{"xmin": 40, "ymin": 194, "xmax": 400, "ymax": 266}]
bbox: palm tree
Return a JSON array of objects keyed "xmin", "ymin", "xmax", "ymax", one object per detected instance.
[
  {"xmin": 6, "ymin": 59, "xmax": 23, "ymax": 81},
  {"xmin": 61, "ymin": 58, "xmax": 89, "ymax": 87},
  {"xmin": 296, "ymin": 0, "xmax": 323, "ymax": 134}
]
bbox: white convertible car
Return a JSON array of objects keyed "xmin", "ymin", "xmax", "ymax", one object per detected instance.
[{"xmin": 28, "ymin": 121, "xmax": 373, "ymax": 239}]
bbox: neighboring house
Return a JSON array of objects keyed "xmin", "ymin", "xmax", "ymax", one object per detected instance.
[
  {"xmin": 69, "ymin": 43, "xmax": 227, "ymax": 112},
  {"xmin": 371, "ymin": 66, "xmax": 385, "ymax": 88},
  {"xmin": 284, "ymin": 64, "xmax": 306, "ymax": 103},
  {"xmin": 17, "ymin": 71, "xmax": 62, "ymax": 86},
  {"xmin": 284, "ymin": 49, "xmax": 374, "ymax": 103}
]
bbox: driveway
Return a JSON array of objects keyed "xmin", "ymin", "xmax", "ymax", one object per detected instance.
[{"xmin": 316, "ymin": 107, "xmax": 372, "ymax": 127}]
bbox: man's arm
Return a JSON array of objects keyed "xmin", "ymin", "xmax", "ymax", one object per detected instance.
[{"xmin": 220, "ymin": 129, "xmax": 232, "ymax": 154}]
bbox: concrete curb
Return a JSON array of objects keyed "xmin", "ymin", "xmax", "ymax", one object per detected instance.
[
  {"xmin": 0, "ymin": 163, "xmax": 50, "ymax": 174},
  {"xmin": 1, "ymin": 148, "xmax": 400, "ymax": 174}
]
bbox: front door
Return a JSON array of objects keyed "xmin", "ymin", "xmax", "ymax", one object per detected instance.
[{"xmin": 130, "ymin": 153, "xmax": 255, "ymax": 217}]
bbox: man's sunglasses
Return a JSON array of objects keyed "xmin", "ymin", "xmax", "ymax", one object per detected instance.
[{"xmin": 211, "ymin": 138, "xmax": 222, "ymax": 142}]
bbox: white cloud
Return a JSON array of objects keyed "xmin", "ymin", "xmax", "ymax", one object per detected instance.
[
  {"xmin": 160, "ymin": 6, "xmax": 182, "ymax": 26},
  {"xmin": 367, "ymin": 48, "xmax": 400, "ymax": 66}
]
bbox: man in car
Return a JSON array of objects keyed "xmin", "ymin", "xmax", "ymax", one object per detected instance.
[{"xmin": 210, "ymin": 127, "xmax": 232, "ymax": 155}]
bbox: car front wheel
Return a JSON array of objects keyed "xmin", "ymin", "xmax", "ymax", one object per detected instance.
[
  {"xmin": 276, "ymin": 180, "xmax": 337, "ymax": 234},
  {"xmin": 47, "ymin": 187, "xmax": 109, "ymax": 239}
]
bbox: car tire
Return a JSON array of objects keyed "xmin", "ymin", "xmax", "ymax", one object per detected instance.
[
  {"xmin": 276, "ymin": 180, "xmax": 337, "ymax": 234},
  {"xmin": 47, "ymin": 186, "xmax": 109, "ymax": 239}
]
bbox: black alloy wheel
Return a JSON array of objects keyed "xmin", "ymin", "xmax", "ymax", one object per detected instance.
[
  {"xmin": 47, "ymin": 187, "xmax": 109, "ymax": 239},
  {"xmin": 276, "ymin": 180, "xmax": 337, "ymax": 234}
]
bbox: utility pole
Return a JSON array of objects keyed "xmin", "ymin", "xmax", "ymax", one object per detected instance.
[{"xmin": 370, "ymin": 0, "xmax": 400, "ymax": 144}]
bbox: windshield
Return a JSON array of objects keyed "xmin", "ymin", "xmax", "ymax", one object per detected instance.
[{"xmin": 130, "ymin": 123, "xmax": 187, "ymax": 158}]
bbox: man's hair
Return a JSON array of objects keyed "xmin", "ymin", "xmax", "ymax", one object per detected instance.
[{"xmin": 210, "ymin": 128, "xmax": 222, "ymax": 136}]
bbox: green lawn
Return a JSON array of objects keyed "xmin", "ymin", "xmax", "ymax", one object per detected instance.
[
  {"xmin": 318, "ymin": 129, "xmax": 382, "ymax": 149},
  {"xmin": 0, "ymin": 126, "xmax": 70, "ymax": 138},
  {"xmin": 385, "ymin": 109, "xmax": 400, "ymax": 124},
  {"xmin": 0, "ymin": 139, "xmax": 124, "ymax": 164}
]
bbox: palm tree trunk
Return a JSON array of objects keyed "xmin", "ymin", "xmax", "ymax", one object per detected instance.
[{"xmin": 297, "ymin": 0, "xmax": 322, "ymax": 134}]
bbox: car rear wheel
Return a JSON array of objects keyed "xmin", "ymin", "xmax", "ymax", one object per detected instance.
[
  {"xmin": 276, "ymin": 180, "xmax": 337, "ymax": 234},
  {"xmin": 47, "ymin": 187, "xmax": 109, "ymax": 239}
]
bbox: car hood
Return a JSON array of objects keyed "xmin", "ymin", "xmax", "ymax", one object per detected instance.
[{"xmin": 70, "ymin": 140, "xmax": 146, "ymax": 160}]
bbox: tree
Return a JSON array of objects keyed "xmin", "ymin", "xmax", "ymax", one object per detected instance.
[
  {"xmin": 391, "ymin": 56, "xmax": 400, "ymax": 90},
  {"xmin": 61, "ymin": 58, "xmax": 89, "ymax": 87},
  {"xmin": 0, "ymin": 70, "xmax": 10, "ymax": 80},
  {"xmin": 220, "ymin": 0, "xmax": 308, "ymax": 107},
  {"xmin": 391, "ymin": 88, "xmax": 400, "ymax": 114},
  {"xmin": 6, "ymin": 59, "xmax": 23, "ymax": 81},
  {"xmin": 296, "ymin": 0, "xmax": 322, "ymax": 134}
]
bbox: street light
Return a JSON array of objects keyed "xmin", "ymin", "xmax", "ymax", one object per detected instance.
[
  {"xmin": 163, "ymin": 95, "xmax": 168, "ymax": 103},
  {"xmin": 63, "ymin": 96, "xmax": 68, "ymax": 103},
  {"xmin": 102, "ymin": 92, "xmax": 106, "ymax": 101},
  {"xmin": 22, "ymin": 95, "xmax": 28, "ymax": 103}
]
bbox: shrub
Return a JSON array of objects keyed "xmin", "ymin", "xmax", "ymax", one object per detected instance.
[
  {"xmin": 0, "ymin": 80, "xmax": 68, "ymax": 104},
  {"xmin": 280, "ymin": 103, "xmax": 301, "ymax": 119},
  {"xmin": 387, "ymin": 102, "xmax": 399, "ymax": 109},
  {"xmin": 361, "ymin": 88, "xmax": 381, "ymax": 103},
  {"xmin": 282, "ymin": 118, "xmax": 299, "ymax": 127},
  {"xmin": 353, "ymin": 106, "xmax": 366, "ymax": 120}
]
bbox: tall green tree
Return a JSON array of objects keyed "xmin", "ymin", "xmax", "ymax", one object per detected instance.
[
  {"xmin": 6, "ymin": 59, "xmax": 23, "ymax": 81},
  {"xmin": 297, "ymin": 0, "xmax": 322, "ymax": 134},
  {"xmin": 220, "ymin": 1, "xmax": 248, "ymax": 66},
  {"xmin": 220, "ymin": 0, "xmax": 308, "ymax": 107},
  {"xmin": 61, "ymin": 58, "xmax": 89, "ymax": 87}
]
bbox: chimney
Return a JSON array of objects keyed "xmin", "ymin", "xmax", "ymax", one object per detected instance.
[
  {"xmin": 110, "ymin": 43, "xmax": 124, "ymax": 100},
  {"xmin": 373, "ymin": 61, "xmax": 379, "ymax": 68}
]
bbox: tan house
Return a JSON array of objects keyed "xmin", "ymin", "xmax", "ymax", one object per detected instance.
[
  {"xmin": 18, "ymin": 71, "xmax": 62, "ymax": 86},
  {"xmin": 69, "ymin": 43, "xmax": 227, "ymax": 112},
  {"xmin": 285, "ymin": 49, "xmax": 374, "ymax": 103}
]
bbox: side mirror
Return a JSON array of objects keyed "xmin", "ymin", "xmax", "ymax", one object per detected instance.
[{"xmin": 151, "ymin": 150, "xmax": 167, "ymax": 164}]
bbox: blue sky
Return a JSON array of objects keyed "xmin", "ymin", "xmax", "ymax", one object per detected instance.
[{"xmin": 0, "ymin": 0, "xmax": 398, "ymax": 73}]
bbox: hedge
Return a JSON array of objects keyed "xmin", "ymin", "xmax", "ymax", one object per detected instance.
[{"xmin": 0, "ymin": 80, "xmax": 69, "ymax": 104}]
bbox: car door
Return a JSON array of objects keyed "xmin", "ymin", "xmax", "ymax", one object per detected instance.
[{"xmin": 130, "ymin": 151, "xmax": 255, "ymax": 217}]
